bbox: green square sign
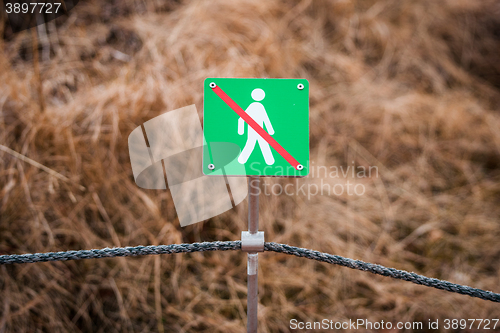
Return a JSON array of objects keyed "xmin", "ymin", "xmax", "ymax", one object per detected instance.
[{"xmin": 203, "ymin": 78, "xmax": 309, "ymax": 177}]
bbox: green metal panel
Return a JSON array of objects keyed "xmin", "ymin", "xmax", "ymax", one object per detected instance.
[{"xmin": 203, "ymin": 78, "xmax": 309, "ymax": 177}]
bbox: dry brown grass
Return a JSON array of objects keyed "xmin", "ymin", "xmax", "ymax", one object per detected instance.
[{"xmin": 1, "ymin": 0, "xmax": 500, "ymax": 331}]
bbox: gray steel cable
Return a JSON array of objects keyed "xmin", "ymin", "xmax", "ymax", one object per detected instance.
[
  {"xmin": 0, "ymin": 241, "xmax": 499, "ymax": 303},
  {"xmin": 0, "ymin": 241, "xmax": 242, "ymax": 264},
  {"xmin": 264, "ymin": 242, "xmax": 500, "ymax": 303}
]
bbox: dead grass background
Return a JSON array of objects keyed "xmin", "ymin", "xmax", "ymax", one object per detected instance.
[{"xmin": 1, "ymin": 0, "xmax": 500, "ymax": 332}]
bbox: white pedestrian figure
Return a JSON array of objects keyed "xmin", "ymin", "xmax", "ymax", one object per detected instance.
[{"xmin": 238, "ymin": 88, "xmax": 275, "ymax": 165}]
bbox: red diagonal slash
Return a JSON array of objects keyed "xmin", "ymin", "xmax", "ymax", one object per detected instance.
[{"xmin": 211, "ymin": 84, "xmax": 301, "ymax": 170}]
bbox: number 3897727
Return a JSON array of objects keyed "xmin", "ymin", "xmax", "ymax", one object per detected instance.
[{"xmin": 5, "ymin": 2, "xmax": 62, "ymax": 14}]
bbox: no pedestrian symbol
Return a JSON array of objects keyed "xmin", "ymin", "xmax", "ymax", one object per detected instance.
[{"xmin": 203, "ymin": 78, "xmax": 310, "ymax": 177}]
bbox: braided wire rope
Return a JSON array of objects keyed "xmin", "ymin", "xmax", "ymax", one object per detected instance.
[
  {"xmin": 264, "ymin": 243, "xmax": 500, "ymax": 303},
  {"xmin": 0, "ymin": 241, "xmax": 498, "ymax": 303}
]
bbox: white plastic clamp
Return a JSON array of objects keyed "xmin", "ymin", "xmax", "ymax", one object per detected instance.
[{"xmin": 241, "ymin": 231, "xmax": 265, "ymax": 252}]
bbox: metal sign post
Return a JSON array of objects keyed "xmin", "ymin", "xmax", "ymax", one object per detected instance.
[
  {"xmin": 203, "ymin": 77, "xmax": 310, "ymax": 332},
  {"xmin": 246, "ymin": 176, "xmax": 260, "ymax": 332},
  {"xmin": 241, "ymin": 176, "xmax": 264, "ymax": 332}
]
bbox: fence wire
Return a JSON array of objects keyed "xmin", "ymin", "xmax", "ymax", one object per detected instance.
[{"xmin": 0, "ymin": 241, "xmax": 499, "ymax": 303}]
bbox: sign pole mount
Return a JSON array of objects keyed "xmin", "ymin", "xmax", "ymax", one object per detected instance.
[{"xmin": 242, "ymin": 176, "xmax": 263, "ymax": 333}]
